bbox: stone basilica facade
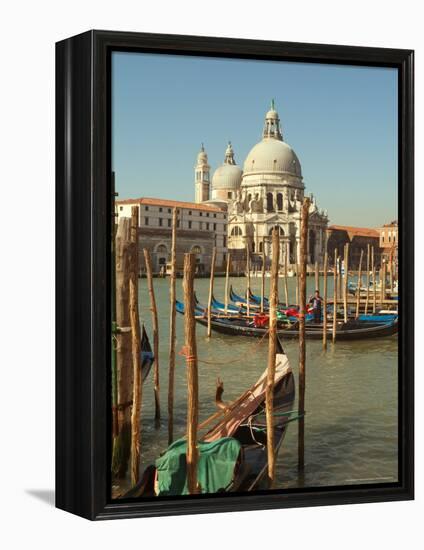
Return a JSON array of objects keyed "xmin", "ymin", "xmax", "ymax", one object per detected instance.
[{"xmin": 195, "ymin": 102, "xmax": 329, "ymax": 268}]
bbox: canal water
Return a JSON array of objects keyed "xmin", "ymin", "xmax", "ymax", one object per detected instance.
[{"xmin": 122, "ymin": 275, "xmax": 398, "ymax": 494}]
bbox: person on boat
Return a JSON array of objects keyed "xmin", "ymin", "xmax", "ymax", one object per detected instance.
[{"xmin": 309, "ymin": 290, "xmax": 323, "ymax": 323}]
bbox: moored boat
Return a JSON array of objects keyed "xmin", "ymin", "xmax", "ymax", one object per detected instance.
[
  {"xmin": 176, "ymin": 300, "xmax": 398, "ymax": 340},
  {"xmin": 124, "ymin": 338, "xmax": 295, "ymax": 496}
]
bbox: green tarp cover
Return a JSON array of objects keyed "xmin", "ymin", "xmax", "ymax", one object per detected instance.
[{"xmin": 155, "ymin": 437, "xmax": 242, "ymax": 496}]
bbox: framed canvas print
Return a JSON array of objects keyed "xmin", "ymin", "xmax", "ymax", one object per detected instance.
[{"xmin": 55, "ymin": 30, "xmax": 414, "ymax": 520}]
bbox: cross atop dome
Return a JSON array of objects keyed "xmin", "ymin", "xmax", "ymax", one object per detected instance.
[{"xmin": 263, "ymin": 100, "xmax": 283, "ymax": 141}]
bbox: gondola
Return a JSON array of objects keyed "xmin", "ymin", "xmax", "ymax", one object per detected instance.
[
  {"xmin": 211, "ymin": 295, "xmax": 241, "ymax": 314},
  {"xmin": 231, "ymin": 286, "xmax": 311, "ymax": 320},
  {"xmin": 123, "ymin": 338, "xmax": 295, "ymax": 496},
  {"xmin": 227, "ymin": 287, "xmax": 314, "ymax": 322},
  {"xmin": 175, "ymin": 301, "xmax": 398, "ymax": 340},
  {"xmin": 194, "ymin": 292, "xmax": 241, "ymax": 315},
  {"xmin": 141, "ymin": 325, "xmax": 155, "ymax": 382}
]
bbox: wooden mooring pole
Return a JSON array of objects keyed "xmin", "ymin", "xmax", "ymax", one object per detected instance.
[
  {"xmin": 112, "ymin": 217, "xmax": 133, "ymax": 478},
  {"xmin": 129, "ymin": 207, "xmax": 142, "ymax": 486},
  {"xmin": 371, "ymin": 246, "xmax": 376, "ymax": 313},
  {"xmin": 224, "ymin": 252, "xmax": 231, "ymax": 315},
  {"xmin": 332, "ymin": 248, "xmax": 338, "ymax": 344},
  {"xmin": 322, "ymin": 251, "xmax": 328, "ymax": 349},
  {"xmin": 168, "ymin": 208, "xmax": 177, "ymax": 445},
  {"xmin": 261, "ymin": 245, "xmax": 266, "ymax": 313},
  {"xmin": 315, "ymin": 260, "xmax": 319, "ymax": 293},
  {"xmin": 356, "ymin": 249, "xmax": 364, "ymax": 319},
  {"xmin": 207, "ymin": 247, "xmax": 217, "ymax": 337},
  {"xmin": 298, "ymin": 198, "xmax": 310, "ymax": 471},
  {"xmin": 343, "ymin": 243, "xmax": 349, "ymax": 323},
  {"xmin": 381, "ymin": 261, "xmax": 386, "ymax": 307},
  {"xmin": 266, "ymin": 228, "xmax": 280, "ymax": 487},
  {"xmin": 183, "ymin": 253, "xmax": 199, "ymax": 494},
  {"xmin": 144, "ymin": 248, "xmax": 161, "ymax": 422},
  {"xmin": 284, "ymin": 244, "xmax": 289, "ymax": 307},
  {"xmin": 365, "ymin": 244, "xmax": 370, "ymax": 315},
  {"xmin": 246, "ymin": 243, "xmax": 251, "ymax": 317}
]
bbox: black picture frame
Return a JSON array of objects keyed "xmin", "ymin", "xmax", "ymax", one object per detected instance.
[{"xmin": 55, "ymin": 30, "xmax": 414, "ymax": 521}]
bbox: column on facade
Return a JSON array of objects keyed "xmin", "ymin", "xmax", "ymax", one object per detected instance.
[{"xmin": 317, "ymin": 228, "xmax": 323, "ymax": 265}]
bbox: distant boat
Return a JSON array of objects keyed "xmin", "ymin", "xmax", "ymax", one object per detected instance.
[{"xmin": 176, "ymin": 301, "xmax": 398, "ymax": 340}]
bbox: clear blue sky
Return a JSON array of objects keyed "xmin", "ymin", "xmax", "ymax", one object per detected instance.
[{"xmin": 112, "ymin": 52, "xmax": 398, "ymax": 227}]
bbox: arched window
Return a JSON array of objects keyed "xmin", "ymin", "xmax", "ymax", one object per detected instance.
[
  {"xmin": 247, "ymin": 193, "xmax": 252, "ymax": 204},
  {"xmin": 259, "ymin": 241, "xmax": 263, "ymax": 253},
  {"xmin": 252, "ymin": 241, "xmax": 255, "ymax": 253},
  {"xmin": 231, "ymin": 226, "xmax": 242, "ymax": 237},
  {"xmin": 191, "ymin": 245, "xmax": 202, "ymax": 255},
  {"xmin": 266, "ymin": 193, "xmax": 274, "ymax": 212},
  {"xmin": 156, "ymin": 244, "xmax": 168, "ymax": 254},
  {"xmin": 277, "ymin": 193, "xmax": 283, "ymax": 211}
]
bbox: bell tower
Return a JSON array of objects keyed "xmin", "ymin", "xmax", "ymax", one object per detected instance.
[{"xmin": 195, "ymin": 143, "xmax": 210, "ymax": 203}]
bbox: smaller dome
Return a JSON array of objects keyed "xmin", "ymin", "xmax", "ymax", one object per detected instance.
[{"xmin": 212, "ymin": 163, "xmax": 243, "ymax": 190}]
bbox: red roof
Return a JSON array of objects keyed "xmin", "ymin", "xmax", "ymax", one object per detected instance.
[
  {"xmin": 115, "ymin": 197, "xmax": 224, "ymax": 213},
  {"xmin": 328, "ymin": 225, "xmax": 379, "ymax": 239}
]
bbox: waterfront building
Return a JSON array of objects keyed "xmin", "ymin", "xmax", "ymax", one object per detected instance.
[
  {"xmin": 115, "ymin": 197, "xmax": 227, "ymax": 273},
  {"xmin": 378, "ymin": 220, "xmax": 398, "ymax": 274},
  {"xmin": 203, "ymin": 101, "xmax": 328, "ymax": 269},
  {"xmin": 326, "ymin": 225, "xmax": 381, "ymax": 269}
]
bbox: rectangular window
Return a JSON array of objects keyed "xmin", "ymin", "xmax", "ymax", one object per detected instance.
[
  {"xmin": 159, "ymin": 207, "xmax": 162, "ymax": 212},
  {"xmin": 227, "ymin": 192, "xmax": 232, "ymax": 199},
  {"xmin": 159, "ymin": 218, "xmax": 163, "ymax": 227},
  {"xmin": 223, "ymin": 236, "xmax": 227, "ymax": 247},
  {"xmin": 213, "ymin": 223, "xmax": 217, "ymax": 231},
  {"xmin": 206, "ymin": 213, "xmax": 209, "ymax": 217},
  {"xmin": 145, "ymin": 206, "xmax": 149, "ymax": 211},
  {"xmin": 213, "ymin": 213, "xmax": 217, "ymax": 218},
  {"xmin": 119, "ymin": 206, "xmax": 123, "ymax": 211},
  {"xmin": 177, "ymin": 220, "xmax": 180, "ymax": 228},
  {"xmin": 199, "ymin": 222, "xmax": 203, "ymax": 230},
  {"xmin": 200, "ymin": 212, "xmax": 203, "ymax": 216},
  {"xmin": 168, "ymin": 219, "xmax": 171, "ymax": 227},
  {"xmin": 206, "ymin": 223, "xmax": 209, "ymax": 230},
  {"xmin": 188, "ymin": 221, "xmax": 192, "ymax": 229},
  {"xmin": 189, "ymin": 211, "xmax": 192, "ymax": 215},
  {"xmin": 145, "ymin": 217, "xmax": 149, "ymax": 225},
  {"xmin": 168, "ymin": 208, "xmax": 171, "ymax": 213}
]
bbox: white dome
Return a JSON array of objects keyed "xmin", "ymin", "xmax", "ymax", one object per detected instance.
[
  {"xmin": 212, "ymin": 163, "xmax": 242, "ymax": 190},
  {"xmin": 243, "ymin": 138, "xmax": 302, "ymax": 178}
]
